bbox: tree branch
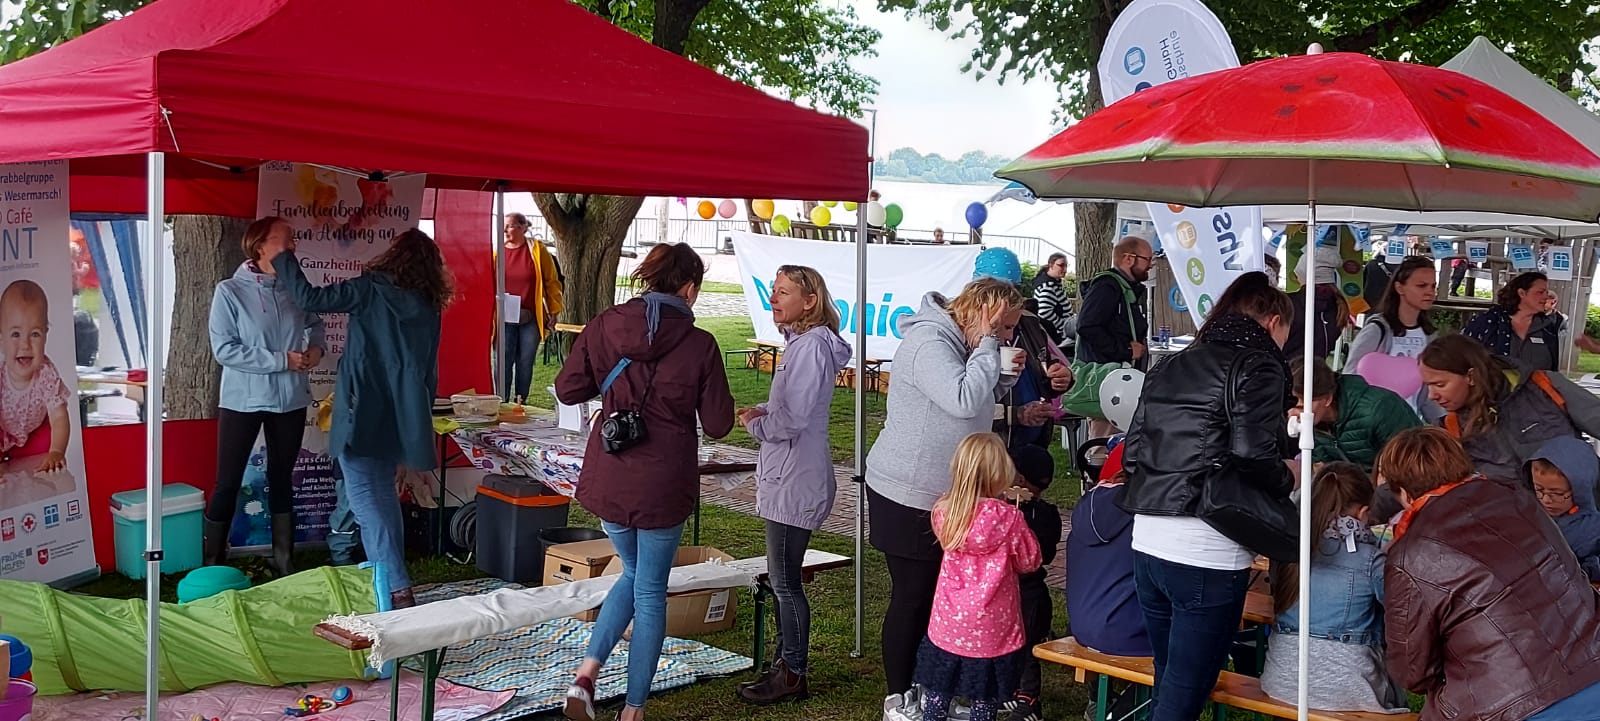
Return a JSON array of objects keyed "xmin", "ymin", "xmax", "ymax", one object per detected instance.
[
  {"xmin": 1328, "ymin": 0, "xmax": 1460, "ymax": 54},
  {"xmin": 653, "ymin": 0, "xmax": 713, "ymax": 54}
]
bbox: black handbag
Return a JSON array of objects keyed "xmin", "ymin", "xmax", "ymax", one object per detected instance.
[{"xmin": 1195, "ymin": 352, "xmax": 1300, "ymax": 562}]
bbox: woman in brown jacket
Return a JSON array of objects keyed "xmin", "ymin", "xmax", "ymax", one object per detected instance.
[
  {"xmin": 1378, "ymin": 427, "xmax": 1600, "ymax": 721},
  {"xmin": 556, "ymin": 242, "xmax": 735, "ymax": 721}
]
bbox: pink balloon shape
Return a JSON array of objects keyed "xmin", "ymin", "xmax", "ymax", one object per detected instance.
[
  {"xmin": 1354, "ymin": 353, "xmax": 1423, "ymax": 401},
  {"xmin": 718, "ymin": 199, "xmax": 737, "ymax": 219}
]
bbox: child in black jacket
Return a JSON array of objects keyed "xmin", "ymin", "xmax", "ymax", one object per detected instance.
[{"xmin": 1006, "ymin": 444, "xmax": 1062, "ymax": 721}]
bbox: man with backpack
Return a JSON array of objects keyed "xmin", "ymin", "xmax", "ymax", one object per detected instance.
[{"xmin": 1076, "ymin": 234, "xmax": 1152, "ymax": 437}]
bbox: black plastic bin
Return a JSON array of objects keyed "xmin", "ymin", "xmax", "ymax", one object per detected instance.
[{"xmin": 475, "ymin": 475, "xmax": 571, "ymax": 584}]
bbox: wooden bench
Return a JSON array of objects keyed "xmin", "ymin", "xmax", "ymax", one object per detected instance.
[
  {"xmin": 1035, "ymin": 637, "xmax": 1417, "ymax": 721},
  {"xmin": 314, "ymin": 624, "xmax": 444, "ymax": 721},
  {"xmin": 729, "ymin": 549, "xmax": 852, "ymax": 673}
]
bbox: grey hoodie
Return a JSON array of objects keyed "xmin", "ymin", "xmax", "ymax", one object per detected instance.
[
  {"xmin": 866, "ymin": 293, "xmax": 1016, "ymax": 511},
  {"xmin": 749, "ymin": 325, "xmax": 854, "ymax": 530}
]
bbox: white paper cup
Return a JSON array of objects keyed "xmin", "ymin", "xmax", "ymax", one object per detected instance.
[{"xmin": 1000, "ymin": 347, "xmax": 1025, "ymax": 376}]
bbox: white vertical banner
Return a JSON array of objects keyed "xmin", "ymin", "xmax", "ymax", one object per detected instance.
[
  {"xmin": 731, "ymin": 232, "xmax": 980, "ymax": 361},
  {"xmin": 1547, "ymin": 245, "xmax": 1575, "ymax": 281},
  {"xmin": 0, "ymin": 161, "xmax": 96, "ymax": 582},
  {"xmin": 248, "ymin": 163, "xmax": 426, "ymax": 549},
  {"xmin": 1466, "ymin": 241, "xmax": 1490, "ymax": 264},
  {"xmin": 1098, "ymin": 0, "xmax": 1262, "ymax": 325}
]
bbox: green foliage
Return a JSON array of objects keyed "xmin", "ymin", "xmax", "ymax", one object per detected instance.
[
  {"xmin": 879, "ymin": 0, "xmax": 1600, "ymax": 122},
  {"xmin": 877, "ymin": 146, "xmax": 1013, "ymax": 185},
  {"xmin": 2, "ymin": 0, "xmax": 881, "ymax": 118}
]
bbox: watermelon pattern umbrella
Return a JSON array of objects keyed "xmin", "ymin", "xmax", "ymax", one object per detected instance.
[
  {"xmin": 997, "ymin": 52, "xmax": 1600, "ymax": 222},
  {"xmin": 998, "ymin": 49, "xmax": 1600, "ymax": 721}
]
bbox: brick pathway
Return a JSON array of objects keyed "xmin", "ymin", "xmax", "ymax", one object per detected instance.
[{"xmin": 698, "ymin": 443, "xmax": 1072, "ymax": 588}]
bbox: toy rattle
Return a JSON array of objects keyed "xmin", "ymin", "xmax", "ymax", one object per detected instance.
[{"xmin": 282, "ymin": 686, "xmax": 354, "ymax": 717}]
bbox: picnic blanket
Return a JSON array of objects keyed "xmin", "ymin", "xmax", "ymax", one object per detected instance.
[{"xmin": 31, "ymin": 675, "xmax": 510, "ymax": 721}]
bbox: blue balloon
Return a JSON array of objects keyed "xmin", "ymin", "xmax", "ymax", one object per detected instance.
[{"xmin": 965, "ymin": 202, "xmax": 988, "ymax": 229}]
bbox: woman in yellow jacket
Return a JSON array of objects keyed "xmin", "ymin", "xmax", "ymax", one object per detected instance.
[{"xmin": 503, "ymin": 212, "xmax": 564, "ymax": 402}]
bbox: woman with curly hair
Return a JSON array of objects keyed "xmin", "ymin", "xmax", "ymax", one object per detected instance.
[{"xmin": 274, "ymin": 228, "xmax": 452, "ymax": 608}]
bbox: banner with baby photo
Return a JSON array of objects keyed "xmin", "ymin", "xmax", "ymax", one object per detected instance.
[
  {"xmin": 0, "ymin": 160, "xmax": 96, "ymax": 584},
  {"xmin": 242, "ymin": 163, "xmax": 427, "ymax": 550}
]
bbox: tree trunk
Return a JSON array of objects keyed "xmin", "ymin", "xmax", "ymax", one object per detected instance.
[
  {"xmin": 534, "ymin": 194, "xmax": 648, "ymax": 325},
  {"xmin": 1075, "ymin": 59, "xmax": 1118, "ymax": 275},
  {"xmin": 165, "ymin": 215, "xmax": 248, "ymax": 420}
]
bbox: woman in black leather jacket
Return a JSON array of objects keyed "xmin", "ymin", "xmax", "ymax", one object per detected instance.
[{"xmin": 1120, "ymin": 271, "xmax": 1297, "ymax": 721}]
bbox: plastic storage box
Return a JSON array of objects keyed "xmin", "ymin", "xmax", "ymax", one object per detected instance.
[
  {"xmin": 110, "ymin": 484, "xmax": 205, "ymax": 579},
  {"xmin": 476, "ymin": 475, "xmax": 571, "ymax": 584}
]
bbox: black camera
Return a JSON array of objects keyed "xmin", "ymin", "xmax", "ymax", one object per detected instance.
[{"xmin": 599, "ymin": 409, "xmax": 648, "ymax": 455}]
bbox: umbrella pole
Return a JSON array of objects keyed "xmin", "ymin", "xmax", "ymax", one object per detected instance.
[
  {"xmin": 1296, "ymin": 182, "xmax": 1317, "ymax": 721},
  {"xmin": 494, "ymin": 187, "xmax": 507, "ymax": 400},
  {"xmin": 144, "ymin": 150, "xmax": 168, "ymax": 717},
  {"xmin": 854, "ymin": 109, "xmax": 877, "ymax": 659}
]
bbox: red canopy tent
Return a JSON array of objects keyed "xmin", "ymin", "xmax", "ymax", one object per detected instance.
[
  {"xmin": 0, "ymin": 0, "xmax": 869, "ymax": 215},
  {"xmin": 0, "ymin": 0, "xmax": 869, "ymax": 709}
]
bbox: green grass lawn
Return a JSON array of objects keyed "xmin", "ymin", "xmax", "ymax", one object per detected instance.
[{"xmin": 76, "ymin": 308, "xmax": 1096, "ymax": 721}]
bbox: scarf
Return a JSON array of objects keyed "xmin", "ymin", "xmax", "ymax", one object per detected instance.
[
  {"xmin": 1199, "ymin": 311, "xmax": 1293, "ymax": 407},
  {"xmin": 1392, "ymin": 475, "xmax": 1479, "ymax": 543},
  {"xmin": 642, "ymin": 291, "xmax": 693, "ymax": 345},
  {"xmin": 1325, "ymin": 515, "xmax": 1378, "ymax": 554}
]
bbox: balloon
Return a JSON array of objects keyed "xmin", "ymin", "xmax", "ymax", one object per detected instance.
[
  {"xmin": 718, "ymin": 199, "xmax": 737, "ymax": 219},
  {"xmin": 843, "ymin": 201, "xmax": 859, "ymax": 211},
  {"xmin": 810, "ymin": 206, "xmax": 832, "ymax": 226},
  {"xmin": 1354, "ymin": 353, "xmax": 1423, "ymax": 401},
  {"xmin": 696, "ymin": 200, "xmax": 715, "ymax": 219},
  {"xmin": 884, "ymin": 203, "xmax": 904, "ymax": 228},
  {"xmin": 965, "ymin": 202, "xmax": 988, "ymax": 229},
  {"xmin": 1098, "ymin": 368, "xmax": 1146, "ymax": 432},
  {"xmin": 822, "ymin": 200, "xmax": 838, "ymax": 208},
  {"xmin": 864, "ymin": 202, "xmax": 887, "ymax": 227},
  {"xmin": 772, "ymin": 214, "xmax": 792, "ymax": 234},
  {"xmin": 752, "ymin": 199, "xmax": 775, "ymax": 220}
]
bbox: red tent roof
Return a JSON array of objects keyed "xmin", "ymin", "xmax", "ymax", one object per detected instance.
[{"xmin": 0, "ymin": 0, "xmax": 868, "ymax": 214}]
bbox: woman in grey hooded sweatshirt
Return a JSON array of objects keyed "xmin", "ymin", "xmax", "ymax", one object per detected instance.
[
  {"xmin": 736, "ymin": 265, "xmax": 854, "ymax": 706},
  {"xmin": 865, "ymin": 277, "xmax": 1023, "ymax": 720}
]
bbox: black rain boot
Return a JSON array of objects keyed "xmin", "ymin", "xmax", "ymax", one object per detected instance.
[
  {"xmin": 269, "ymin": 513, "xmax": 296, "ymax": 577},
  {"xmin": 202, "ymin": 518, "xmax": 230, "ymax": 567}
]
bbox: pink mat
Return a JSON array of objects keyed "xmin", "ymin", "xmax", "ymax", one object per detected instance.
[{"xmin": 33, "ymin": 673, "xmax": 513, "ymax": 721}]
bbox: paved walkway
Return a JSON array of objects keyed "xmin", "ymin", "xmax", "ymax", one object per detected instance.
[
  {"xmin": 616, "ymin": 288, "xmax": 748, "ymax": 317},
  {"xmin": 698, "ymin": 444, "xmax": 1072, "ymax": 589}
]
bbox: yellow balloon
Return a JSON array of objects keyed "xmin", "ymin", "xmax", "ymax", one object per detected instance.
[
  {"xmin": 752, "ymin": 199, "xmax": 776, "ymax": 220},
  {"xmin": 822, "ymin": 200, "xmax": 839, "ymax": 208},
  {"xmin": 771, "ymin": 214, "xmax": 792, "ymax": 234},
  {"xmin": 842, "ymin": 201, "xmax": 859, "ymax": 211},
  {"xmin": 810, "ymin": 206, "xmax": 832, "ymax": 226},
  {"xmin": 696, "ymin": 200, "xmax": 716, "ymax": 219}
]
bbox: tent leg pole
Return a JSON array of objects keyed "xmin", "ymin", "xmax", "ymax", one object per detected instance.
[
  {"xmin": 494, "ymin": 187, "xmax": 507, "ymax": 400},
  {"xmin": 854, "ymin": 110, "xmax": 877, "ymax": 660},
  {"xmin": 144, "ymin": 150, "xmax": 167, "ymax": 716}
]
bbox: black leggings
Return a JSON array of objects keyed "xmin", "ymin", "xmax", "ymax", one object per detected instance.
[
  {"xmin": 208, "ymin": 407, "xmax": 308, "ymax": 522},
  {"xmin": 883, "ymin": 553, "xmax": 941, "ymax": 696}
]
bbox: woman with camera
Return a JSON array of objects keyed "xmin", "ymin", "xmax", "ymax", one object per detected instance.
[{"xmin": 557, "ymin": 242, "xmax": 735, "ymax": 721}]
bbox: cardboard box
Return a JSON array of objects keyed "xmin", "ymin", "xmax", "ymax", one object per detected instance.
[
  {"xmin": 603, "ymin": 546, "xmax": 738, "ymax": 637},
  {"xmin": 545, "ymin": 539, "xmax": 618, "ymax": 620}
]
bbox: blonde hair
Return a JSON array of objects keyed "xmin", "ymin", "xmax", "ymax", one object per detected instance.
[
  {"xmin": 775, "ymin": 265, "xmax": 840, "ymax": 335},
  {"xmin": 934, "ymin": 433, "xmax": 1017, "ymax": 551},
  {"xmin": 946, "ymin": 277, "xmax": 1024, "ymax": 333}
]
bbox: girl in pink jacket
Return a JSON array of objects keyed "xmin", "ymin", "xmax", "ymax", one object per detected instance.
[{"xmin": 916, "ymin": 432, "xmax": 1043, "ymax": 721}]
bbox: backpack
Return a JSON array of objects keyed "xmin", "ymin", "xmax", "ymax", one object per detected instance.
[{"xmin": 1062, "ymin": 272, "xmax": 1140, "ymax": 421}]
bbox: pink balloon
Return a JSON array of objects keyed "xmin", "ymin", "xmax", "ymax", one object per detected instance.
[
  {"xmin": 718, "ymin": 199, "xmax": 737, "ymax": 219},
  {"xmin": 1354, "ymin": 353, "xmax": 1423, "ymax": 401}
]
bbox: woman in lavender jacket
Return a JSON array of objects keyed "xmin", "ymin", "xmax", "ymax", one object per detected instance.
[{"xmin": 736, "ymin": 265, "xmax": 853, "ymax": 706}]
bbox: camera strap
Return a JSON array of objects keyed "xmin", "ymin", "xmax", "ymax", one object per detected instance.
[{"xmin": 599, "ymin": 357, "xmax": 659, "ymax": 405}]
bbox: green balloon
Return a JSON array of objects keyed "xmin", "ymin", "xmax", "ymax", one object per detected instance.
[
  {"xmin": 885, "ymin": 203, "xmax": 904, "ymax": 229},
  {"xmin": 771, "ymin": 214, "xmax": 792, "ymax": 234}
]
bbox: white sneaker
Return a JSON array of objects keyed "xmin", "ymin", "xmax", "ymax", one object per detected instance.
[
  {"xmin": 563, "ymin": 683, "xmax": 596, "ymax": 721},
  {"xmin": 949, "ymin": 698, "xmax": 971, "ymax": 721},
  {"xmin": 883, "ymin": 689, "xmax": 924, "ymax": 721}
]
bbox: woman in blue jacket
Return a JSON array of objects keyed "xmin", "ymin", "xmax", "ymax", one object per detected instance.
[
  {"xmin": 206, "ymin": 217, "xmax": 324, "ymax": 576},
  {"xmin": 274, "ymin": 228, "xmax": 450, "ymax": 608}
]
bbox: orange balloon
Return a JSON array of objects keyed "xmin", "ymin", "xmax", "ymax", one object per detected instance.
[{"xmin": 697, "ymin": 200, "xmax": 716, "ymax": 219}]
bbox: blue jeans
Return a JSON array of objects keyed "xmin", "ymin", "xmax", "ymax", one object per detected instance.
[
  {"xmin": 326, "ymin": 465, "xmax": 361, "ymax": 565},
  {"xmin": 1134, "ymin": 552, "xmax": 1251, "ymax": 721},
  {"xmin": 1530, "ymin": 679, "xmax": 1600, "ymax": 720},
  {"xmin": 503, "ymin": 322, "xmax": 541, "ymax": 402},
  {"xmin": 337, "ymin": 453, "xmax": 410, "ymax": 592},
  {"xmin": 586, "ymin": 521, "xmax": 685, "ymax": 709},
  {"xmin": 766, "ymin": 520, "xmax": 813, "ymax": 674}
]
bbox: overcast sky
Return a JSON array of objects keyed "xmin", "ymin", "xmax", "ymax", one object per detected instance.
[{"xmin": 845, "ymin": 0, "xmax": 1064, "ymax": 159}]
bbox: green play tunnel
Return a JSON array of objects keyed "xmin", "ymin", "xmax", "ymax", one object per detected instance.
[{"xmin": 0, "ymin": 566, "xmax": 380, "ymax": 695}]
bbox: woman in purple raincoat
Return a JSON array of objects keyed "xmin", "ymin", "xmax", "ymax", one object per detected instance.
[{"xmin": 735, "ymin": 265, "xmax": 853, "ymax": 706}]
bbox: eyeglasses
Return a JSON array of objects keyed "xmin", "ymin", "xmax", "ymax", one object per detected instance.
[
  {"xmin": 1126, "ymin": 253, "xmax": 1153, "ymax": 263},
  {"xmin": 1534, "ymin": 488, "xmax": 1573, "ymax": 501}
]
